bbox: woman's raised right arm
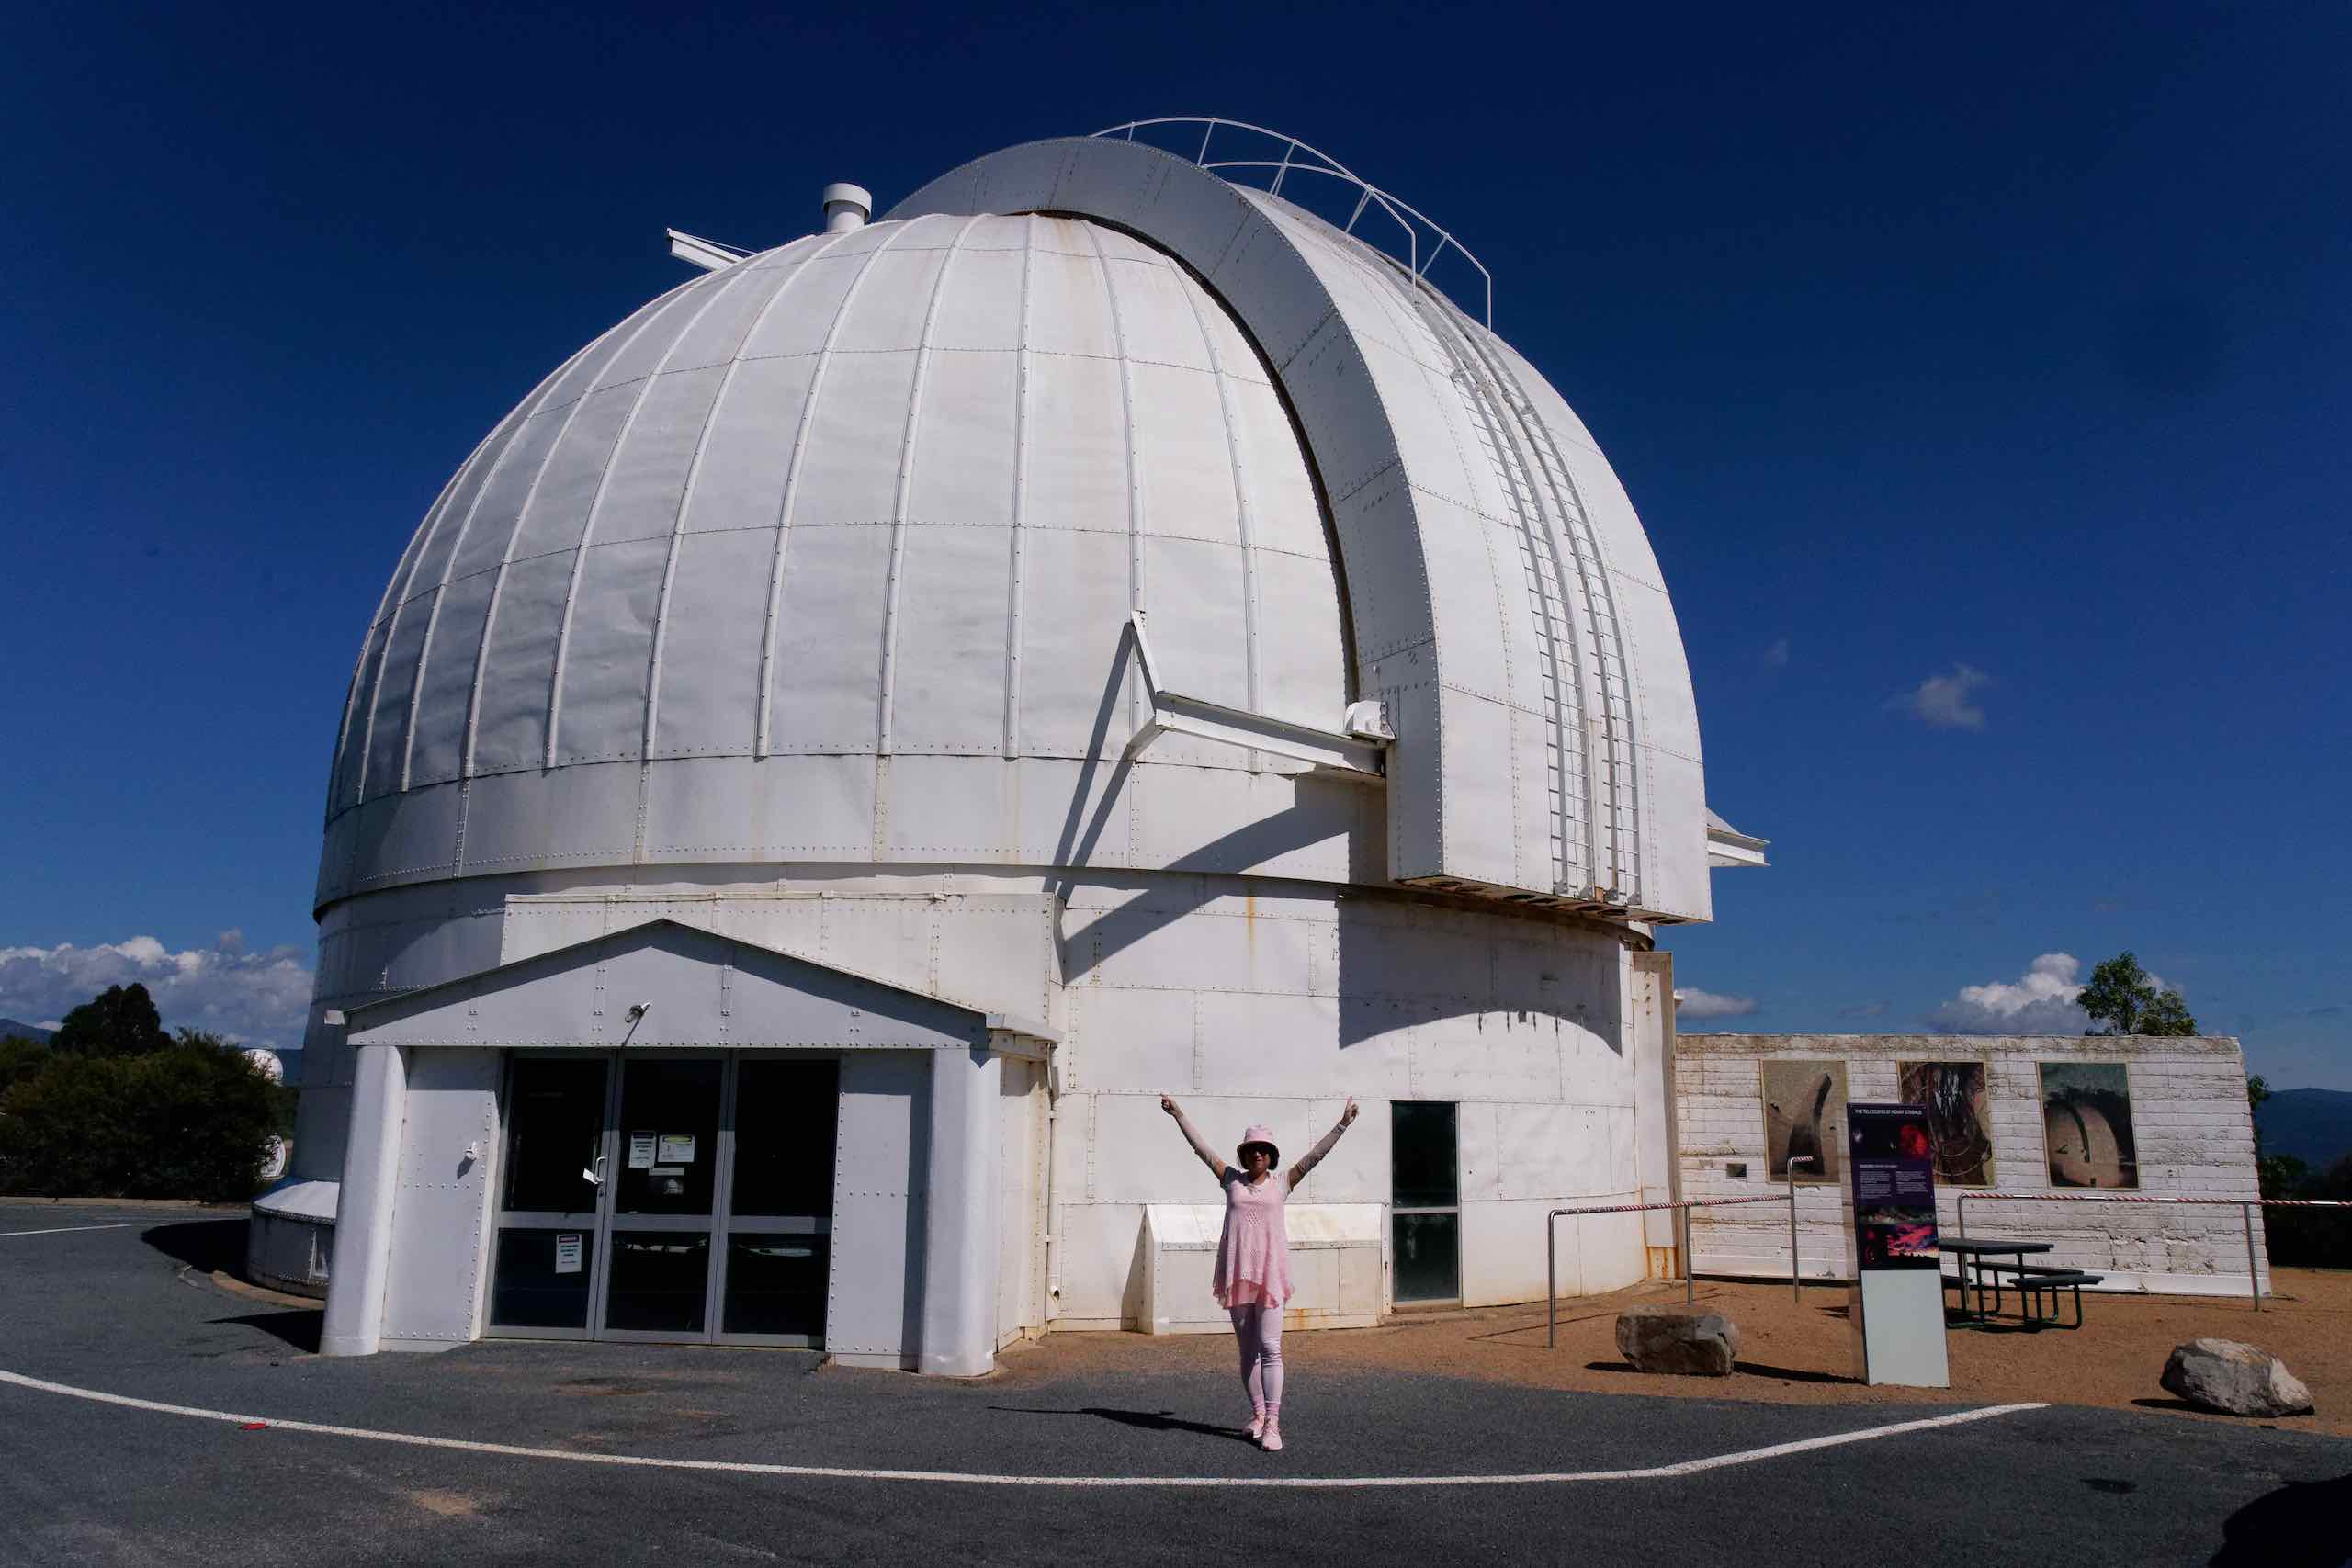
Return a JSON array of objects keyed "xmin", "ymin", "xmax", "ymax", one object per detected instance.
[{"xmin": 1160, "ymin": 1097, "xmax": 1227, "ymax": 1180}]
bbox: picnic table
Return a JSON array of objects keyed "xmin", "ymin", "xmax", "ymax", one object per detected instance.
[
  {"xmin": 1939, "ymin": 1236, "xmax": 2107, "ymax": 1327},
  {"xmin": 1939, "ymin": 1235, "xmax": 2052, "ymax": 1321}
]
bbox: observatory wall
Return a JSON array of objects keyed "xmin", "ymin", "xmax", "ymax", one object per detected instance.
[
  {"xmin": 1676, "ymin": 1032, "xmax": 2268, "ymax": 1297},
  {"xmin": 281, "ymin": 866, "xmax": 1659, "ymax": 1326}
]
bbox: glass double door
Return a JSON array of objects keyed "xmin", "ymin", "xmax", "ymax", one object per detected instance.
[{"xmin": 489, "ymin": 1052, "xmax": 837, "ymax": 1345}]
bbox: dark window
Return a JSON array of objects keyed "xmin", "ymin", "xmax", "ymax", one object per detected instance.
[
  {"xmin": 1391, "ymin": 1101, "xmax": 1460, "ymax": 1303},
  {"xmin": 731, "ymin": 1059, "xmax": 841, "ymax": 1217}
]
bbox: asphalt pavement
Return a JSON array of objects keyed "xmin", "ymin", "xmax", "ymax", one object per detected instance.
[{"xmin": 0, "ymin": 1201, "xmax": 2344, "ymax": 1566}]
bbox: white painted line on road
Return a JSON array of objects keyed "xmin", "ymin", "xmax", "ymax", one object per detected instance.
[
  {"xmin": 0, "ymin": 1368, "xmax": 2045, "ymax": 1489},
  {"xmin": 0, "ymin": 1224, "xmax": 135, "ymax": 1239}
]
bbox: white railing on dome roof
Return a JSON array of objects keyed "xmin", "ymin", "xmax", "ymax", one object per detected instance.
[{"xmin": 1092, "ymin": 118, "xmax": 1494, "ymax": 329}]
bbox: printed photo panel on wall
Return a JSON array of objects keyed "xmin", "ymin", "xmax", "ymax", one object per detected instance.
[
  {"xmin": 1761, "ymin": 1059, "xmax": 1848, "ymax": 1183},
  {"xmin": 2039, "ymin": 1062, "xmax": 2138, "ymax": 1189},
  {"xmin": 1896, "ymin": 1060, "xmax": 1996, "ymax": 1188}
]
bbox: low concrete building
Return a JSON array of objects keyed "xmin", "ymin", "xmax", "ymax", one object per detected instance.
[{"xmin": 1677, "ymin": 1032, "xmax": 2267, "ymax": 1297}]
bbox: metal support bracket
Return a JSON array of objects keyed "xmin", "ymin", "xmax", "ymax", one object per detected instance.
[
  {"xmin": 1122, "ymin": 613, "xmax": 1387, "ymax": 781},
  {"xmin": 667, "ymin": 228, "xmax": 751, "ymax": 273}
]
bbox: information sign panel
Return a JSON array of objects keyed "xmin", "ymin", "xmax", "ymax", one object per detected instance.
[
  {"xmin": 1847, "ymin": 1101, "xmax": 1949, "ymax": 1388},
  {"xmin": 1849, "ymin": 1102, "xmax": 1939, "ymax": 1270}
]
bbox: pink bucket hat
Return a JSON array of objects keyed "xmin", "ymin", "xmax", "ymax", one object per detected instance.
[{"xmin": 1236, "ymin": 1124, "xmax": 1281, "ymax": 1164}]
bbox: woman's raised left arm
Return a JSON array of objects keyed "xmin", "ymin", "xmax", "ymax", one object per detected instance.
[{"xmin": 1288, "ymin": 1099, "xmax": 1360, "ymax": 1188}]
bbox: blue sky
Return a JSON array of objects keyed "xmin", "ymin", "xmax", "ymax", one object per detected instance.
[{"xmin": 1, "ymin": 5, "xmax": 2345, "ymax": 1083}]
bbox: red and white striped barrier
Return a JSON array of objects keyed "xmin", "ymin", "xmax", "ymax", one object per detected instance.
[{"xmin": 1546, "ymin": 1195, "xmax": 1784, "ymax": 1218}]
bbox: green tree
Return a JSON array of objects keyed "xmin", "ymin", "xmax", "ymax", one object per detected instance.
[
  {"xmin": 0, "ymin": 1034, "xmax": 51, "ymax": 1094},
  {"xmin": 49, "ymin": 982, "xmax": 172, "ymax": 1056},
  {"xmin": 0, "ymin": 1028, "xmax": 284, "ymax": 1201},
  {"xmin": 2076, "ymin": 951, "xmax": 2199, "ymax": 1036}
]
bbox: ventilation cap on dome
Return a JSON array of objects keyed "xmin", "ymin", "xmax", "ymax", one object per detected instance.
[{"xmin": 821, "ymin": 183, "xmax": 872, "ymax": 233}]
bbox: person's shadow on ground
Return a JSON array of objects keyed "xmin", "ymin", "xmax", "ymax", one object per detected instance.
[
  {"xmin": 2207, "ymin": 1473, "xmax": 2352, "ymax": 1566},
  {"xmin": 989, "ymin": 1405, "xmax": 1259, "ymax": 1444}
]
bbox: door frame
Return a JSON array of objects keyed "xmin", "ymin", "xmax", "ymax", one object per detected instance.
[
  {"xmin": 484, "ymin": 1048, "xmax": 836, "ymax": 1348},
  {"xmin": 483, "ymin": 1048, "xmax": 616, "ymax": 1343},
  {"xmin": 594, "ymin": 1051, "xmax": 729, "ymax": 1344}
]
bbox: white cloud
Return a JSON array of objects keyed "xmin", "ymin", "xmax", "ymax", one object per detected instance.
[
  {"xmin": 1891, "ymin": 663, "xmax": 1991, "ymax": 730},
  {"xmin": 0, "ymin": 932, "xmax": 311, "ymax": 1048},
  {"xmin": 1924, "ymin": 952, "xmax": 2176, "ymax": 1034},
  {"xmin": 1839, "ymin": 1000, "xmax": 1891, "ymax": 1021},
  {"xmin": 1762, "ymin": 637, "xmax": 1791, "ymax": 671},
  {"xmin": 1677, "ymin": 987, "xmax": 1760, "ymax": 1021}
]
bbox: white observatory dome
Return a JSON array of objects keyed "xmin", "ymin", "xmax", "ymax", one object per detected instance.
[
  {"xmin": 269, "ymin": 129, "xmax": 1756, "ymax": 1365},
  {"xmin": 322, "ymin": 213, "xmax": 1348, "ymax": 909}
]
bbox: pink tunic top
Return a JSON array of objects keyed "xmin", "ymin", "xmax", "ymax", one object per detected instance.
[{"xmin": 1213, "ymin": 1168, "xmax": 1293, "ymax": 1308}]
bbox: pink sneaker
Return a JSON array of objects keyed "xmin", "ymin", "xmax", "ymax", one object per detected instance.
[
  {"xmin": 1245, "ymin": 1412, "xmax": 1267, "ymax": 1441},
  {"xmin": 1259, "ymin": 1420, "xmax": 1283, "ymax": 1452}
]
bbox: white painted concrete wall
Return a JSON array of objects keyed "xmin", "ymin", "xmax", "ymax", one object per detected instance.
[
  {"xmin": 285, "ymin": 863, "xmax": 1658, "ymax": 1341},
  {"xmin": 1676, "ymin": 1033, "xmax": 2268, "ymax": 1296},
  {"xmin": 1051, "ymin": 876, "xmax": 1649, "ymax": 1319}
]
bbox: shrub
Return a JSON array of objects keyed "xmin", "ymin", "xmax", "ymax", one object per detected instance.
[{"xmin": 0, "ymin": 1032, "xmax": 287, "ymax": 1202}]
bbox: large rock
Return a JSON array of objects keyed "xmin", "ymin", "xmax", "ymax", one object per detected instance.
[
  {"xmin": 1615, "ymin": 1307, "xmax": 1741, "ymax": 1376},
  {"xmin": 2160, "ymin": 1338, "xmax": 2314, "ymax": 1417}
]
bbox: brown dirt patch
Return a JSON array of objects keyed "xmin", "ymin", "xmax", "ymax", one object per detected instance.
[
  {"xmin": 995, "ymin": 1269, "xmax": 2352, "ymax": 1437},
  {"xmin": 404, "ymin": 1488, "xmax": 481, "ymax": 1518}
]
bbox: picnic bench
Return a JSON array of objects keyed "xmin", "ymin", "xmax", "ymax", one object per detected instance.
[
  {"xmin": 1987, "ymin": 1262, "xmax": 2105, "ymax": 1329},
  {"xmin": 1939, "ymin": 1236, "xmax": 2105, "ymax": 1328}
]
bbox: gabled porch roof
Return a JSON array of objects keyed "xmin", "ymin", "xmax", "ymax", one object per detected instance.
[{"xmin": 343, "ymin": 919, "xmax": 1057, "ymax": 1051}]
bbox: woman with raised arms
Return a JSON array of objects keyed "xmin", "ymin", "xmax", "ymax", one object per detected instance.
[{"xmin": 1159, "ymin": 1096, "xmax": 1360, "ymax": 1452}]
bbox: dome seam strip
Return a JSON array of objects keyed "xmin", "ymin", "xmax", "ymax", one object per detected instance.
[
  {"xmin": 755, "ymin": 223, "xmax": 922, "ymax": 760},
  {"xmin": 1001, "ymin": 214, "xmax": 1038, "ymax": 761},
  {"xmin": 456, "ymin": 279, "xmax": 705, "ymax": 792},
  {"xmin": 393, "ymin": 337, "xmax": 613, "ymax": 799},
  {"xmin": 543, "ymin": 257, "xmax": 774, "ymax": 773},
  {"xmin": 1079, "ymin": 220, "xmax": 1148, "ymax": 802},
  {"xmin": 635, "ymin": 242, "xmax": 852, "ymax": 860},
  {"xmin": 877, "ymin": 213, "xmax": 989, "ymax": 767}
]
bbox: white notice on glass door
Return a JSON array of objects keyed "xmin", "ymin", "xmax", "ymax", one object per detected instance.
[
  {"xmin": 628, "ymin": 1132, "xmax": 657, "ymax": 1169},
  {"xmin": 656, "ymin": 1134, "xmax": 696, "ymax": 1164},
  {"xmin": 554, "ymin": 1233, "xmax": 582, "ymax": 1275}
]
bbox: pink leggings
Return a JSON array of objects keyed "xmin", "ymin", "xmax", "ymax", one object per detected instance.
[{"xmin": 1228, "ymin": 1303, "xmax": 1285, "ymax": 1416}]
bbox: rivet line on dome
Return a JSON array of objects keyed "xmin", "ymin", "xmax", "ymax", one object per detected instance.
[
  {"xmin": 878, "ymin": 214, "xmax": 987, "ymax": 759},
  {"xmin": 545, "ymin": 261, "xmax": 770, "ymax": 773},
  {"xmin": 459, "ymin": 282, "xmax": 699, "ymax": 784},
  {"xmin": 756, "ymin": 222, "xmax": 920, "ymax": 760},
  {"xmin": 639, "ymin": 229, "xmax": 857, "ymax": 835},
  {"xmin": 1001, "ymin": 213, "xmax": 1037, "ymax": 762}
]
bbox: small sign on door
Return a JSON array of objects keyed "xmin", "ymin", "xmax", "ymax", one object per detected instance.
[
  {"xmin": 657, "ymin": 1133, "xmax": 697, "ymax": 1164},
  {"xmin": 628, "ymin": 1132, "xmax": 657, "ymax": 1169},
  {"xmin": 554, "ymin": 1233, "xmax": 582, "ymax": 1275}
]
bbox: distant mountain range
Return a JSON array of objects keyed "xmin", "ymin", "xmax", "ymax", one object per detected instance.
[
  {"xmin": 0, "ymin": 1018, "xmax": 52, "ymax": 1043},
  {"xmin": 2257, "ymin": 1088, "xmax": 2352, "ymax": 1172}
]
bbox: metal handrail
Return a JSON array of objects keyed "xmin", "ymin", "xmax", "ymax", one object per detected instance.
[
  {"xmin": 1953, "ymin": 1191, "xmax": 2352, "ymax": 1313},
  {"xmin": 1091, "ymin": 117, "xmax": 1495, "ymax": 328},
  {"xmin": 1544, "ymin": 1194, "xmax": 1789, "ymax": 1348}
]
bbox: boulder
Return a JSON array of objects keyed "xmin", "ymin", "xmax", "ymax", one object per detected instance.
[
  {"xmin": 2160, "ymin": 1338, "xmax": 2314, "ymax": 1417},
  {"xmin": 1615, "ymin": 1307, "xmax": 1741, "ymax": 1376}
]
